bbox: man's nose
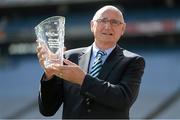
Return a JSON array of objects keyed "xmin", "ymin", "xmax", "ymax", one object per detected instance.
[{"xmin": 104, "ymin": 21, "xmax": 111, "ymax": 29}]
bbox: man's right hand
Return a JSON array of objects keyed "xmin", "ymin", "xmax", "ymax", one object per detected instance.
[{"xmin": 36, "ymin": 40, "xmax": 55, "ymax": 80}]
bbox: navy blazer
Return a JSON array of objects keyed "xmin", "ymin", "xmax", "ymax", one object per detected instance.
[{"xmin": 39, "ymin": 45, "xmax": 145, "ymax": 119}]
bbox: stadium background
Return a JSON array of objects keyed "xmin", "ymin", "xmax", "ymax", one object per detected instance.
[{"xmin": 0, "ymin": 0, "xmax": 180, "ymax": 119}]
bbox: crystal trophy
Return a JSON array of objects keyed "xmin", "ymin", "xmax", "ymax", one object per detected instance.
[{"xmin": 35, "ymin": 16, "xmax": 65, "ymax": 68}]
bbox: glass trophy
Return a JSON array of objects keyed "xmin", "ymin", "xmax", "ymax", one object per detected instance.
[{"xmin": 35, "ymin": 16, "xmax": 65, "ymax": 68}]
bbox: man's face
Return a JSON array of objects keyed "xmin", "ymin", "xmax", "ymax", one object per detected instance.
[{"xmin": 91, "ymin": 9, "xmax": 126, "ymax": 47}]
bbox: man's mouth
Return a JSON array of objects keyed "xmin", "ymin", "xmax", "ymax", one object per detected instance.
[{"xmin": 102, "ymin": 33, "xmax": 113, "ymax": 36}]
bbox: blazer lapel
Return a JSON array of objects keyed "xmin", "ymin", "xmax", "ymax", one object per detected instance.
[
  {"xmin": 78, "ymin": 46, "xmax": 92, "ymax": 73},
  {"xmin": 98, "ymin": 45, "xmax": 124, "ymax": 80}
]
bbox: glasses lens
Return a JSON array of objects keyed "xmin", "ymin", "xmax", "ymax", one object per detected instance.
[{"xmin": 96, "ymin": 18, "xmax": 122, "ymax": 26}]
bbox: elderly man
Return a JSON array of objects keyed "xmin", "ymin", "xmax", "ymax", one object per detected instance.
[{"xmin": 37, "ymin": 5, "xmax": 145, "ymax": 119}]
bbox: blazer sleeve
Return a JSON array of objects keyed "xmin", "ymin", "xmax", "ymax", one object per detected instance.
[
  {"xmin": 80, "ymin": 56, "xmax": 145, "ymax": 110},
  {"xmin": 38, "ymin": 74, "xmax": 64, "ymax": 116}
]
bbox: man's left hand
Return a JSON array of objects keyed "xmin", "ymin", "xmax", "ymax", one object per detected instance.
[{"xmin": 53, "ymin": 59, "xmax": 86, "ymax": 85}]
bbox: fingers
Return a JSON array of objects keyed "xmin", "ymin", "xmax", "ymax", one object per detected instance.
[
  {"xmin": 36, "ymin": 40, "xmax": 48, "ymax": 68},
  {"xmin": 63, "ymin": 59, "xmax": 76, "ymax": 66},
  {"xmin": 36, "ymin": 39, "xmax": 44, "ymax": 48},
  {"xmin": 36, "ymin": 39, "xmax": 49, "ymax": 51},
  {"xmin": 36, "ymin": 46, "xmax": 46, "ymax": 60},
  {"xmin": 52, "ymin": 59, "xmax": 77, "ymax": 72},
  {"xmin": 63, "ymin": 47, "xmax": 67, "ymax": 52}
]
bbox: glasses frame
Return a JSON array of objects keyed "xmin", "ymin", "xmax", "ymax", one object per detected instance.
[{"xmin": 95, "ymin": 18, "xmax": 124, "ymax": 26}]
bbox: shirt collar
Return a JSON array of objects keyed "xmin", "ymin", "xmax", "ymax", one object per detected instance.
[{"xmin": 92, "ymin": 42, "xmax": 116, "ymax": 58}]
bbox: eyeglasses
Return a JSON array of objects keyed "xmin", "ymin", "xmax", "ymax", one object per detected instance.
[{"xmin": 95, "ymin": 18, "xmax": 124, "ymax": 26}]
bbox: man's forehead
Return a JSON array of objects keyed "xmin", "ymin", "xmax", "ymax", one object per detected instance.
[
  {"xmin": 99, "ymin": 9, "xmax": 123, "ymax": 20},
  {"xmin": 93, "ymin": 6, "xmax": 123, "ymax": 20},
  {"xmin": 100, "ymin": 9, "xmax": 121, "ymax": 17}
]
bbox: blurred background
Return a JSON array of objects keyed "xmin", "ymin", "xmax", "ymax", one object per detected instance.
[{"xmin": 0, "ymin": 0, "xmax": 180, "ymax": 119}]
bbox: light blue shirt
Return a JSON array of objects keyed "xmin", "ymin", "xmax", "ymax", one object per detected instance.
[{"xmin": 88, "ymin": 43, "xmax": 116, "ymax": 73}]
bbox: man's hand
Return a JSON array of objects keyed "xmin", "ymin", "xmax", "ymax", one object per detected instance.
[
  {"xmin": 53, "ymin": 59, "xmax": 86, "ymax": 85},
  {"xmin": 36, "ymin": 40, "xmax": 56, "ymax": 79}
]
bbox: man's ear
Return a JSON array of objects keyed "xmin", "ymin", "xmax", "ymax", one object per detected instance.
[
  {"xmin": 121, "ymin": 23, "xmax": 126, "ymax": 35},
  {"xmin": 90, "ymin": 20, "xmax": 94, "ymax": 32}
]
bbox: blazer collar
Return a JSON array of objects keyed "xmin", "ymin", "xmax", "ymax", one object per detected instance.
[
  {"xmin": 98, "ymin": 45, "xmax": 124, "ymax": 80},
  {"xmin": 78, "ymin": 45, "xmax": 124, "ymax": 80},
  {"xmin": 78, "ymin": 46, "xmax": 92, "ymax": 73}
]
